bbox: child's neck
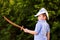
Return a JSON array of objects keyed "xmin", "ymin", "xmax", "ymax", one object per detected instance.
[
  {"xmin": 38, "ymin": 19, "xmax": 46, "ymax": 21},
  {"xmin": 38, "ymin": 18, "xmax": 43, "ymax": 20}
]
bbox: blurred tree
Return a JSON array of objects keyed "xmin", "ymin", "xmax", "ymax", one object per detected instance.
[{"xmin": 0, "ymin": 0, "xmax": 60, "ymax": 40}]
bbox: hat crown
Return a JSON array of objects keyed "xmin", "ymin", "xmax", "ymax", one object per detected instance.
[{"xmin": 39, "ymin": 8, "xmax": 47, "ymax": 13}]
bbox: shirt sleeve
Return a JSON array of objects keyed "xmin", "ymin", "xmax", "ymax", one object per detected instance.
[
  {"xmin": 34, "ymin": 23, "xmax": 42, "ymax": 34},
  {"xmin": 47, "ymin": 24, "xmax": 50, "ymax": 32}
]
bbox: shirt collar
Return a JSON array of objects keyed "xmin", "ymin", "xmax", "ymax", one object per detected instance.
[{"xmin": 37, "ymin": 20, "xmax": 46, "ymax": 22}]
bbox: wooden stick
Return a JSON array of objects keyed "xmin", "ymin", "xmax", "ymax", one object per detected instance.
[{"xmin": 3, "ymin": 16, "xmax": 24, "ymax": 30}]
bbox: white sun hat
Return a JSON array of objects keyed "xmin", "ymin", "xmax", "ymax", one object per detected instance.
[{"xmin": 35, "ymin": 8, "xmax": 49, "ymax": 20}]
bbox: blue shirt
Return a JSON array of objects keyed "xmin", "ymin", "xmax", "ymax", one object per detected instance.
[{"xmin": 34, "ymin": 20, "xmax": 50, "ymax": 40}]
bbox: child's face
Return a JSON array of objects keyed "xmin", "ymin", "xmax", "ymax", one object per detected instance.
[
  {"xmin": 43, "ymin": 15, "xmax": 47, "ymax": 20},
  {"xmin": 38, "ymin": 14, "xmax": 44, "ymax": 20},
  {"xmin": 38, "ymin": 14, "xmax": 47, "ymax": 20}
]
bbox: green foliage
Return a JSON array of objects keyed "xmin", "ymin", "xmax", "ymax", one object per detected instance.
[{"xmin": 0, "ymin": 0, "xmax": 60, "ymax": 40}]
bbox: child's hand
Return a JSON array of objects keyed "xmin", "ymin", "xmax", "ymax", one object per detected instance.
[
  {"xmin": 20, "ymin": 26, "xmax": 29, "ymax": 33},
  {"xmin": 23, "ymin": 28, "xmax": 29, "ymax": 33}
]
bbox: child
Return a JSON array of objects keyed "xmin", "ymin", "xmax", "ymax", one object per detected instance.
[{"xmin": 23, "ymin": 8, "xmax": 50, "ymax": 40}]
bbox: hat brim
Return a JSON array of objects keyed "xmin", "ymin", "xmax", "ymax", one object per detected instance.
[{"xmin": 34, "ymin": 12, "xmax": 46, "ymax": 17}]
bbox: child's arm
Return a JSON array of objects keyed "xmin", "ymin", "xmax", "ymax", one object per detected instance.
[
  {"xmin": 22, "ymin": 23, "xmax": 41, "ymax": 35},
  {"xmin": 23, "ymin": 28, "xmax": 37, "ymax": 35},
  {"xmin": 47, "ymin": 32, "xmax": 50, "ymax": 40}
]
